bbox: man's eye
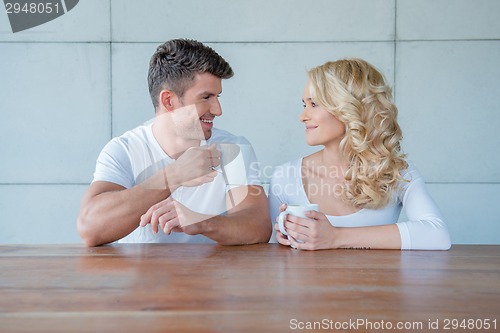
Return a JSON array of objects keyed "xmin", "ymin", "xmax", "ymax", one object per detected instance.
[{"xmin": 302, "ymin": 103, "xmax": 306, "ymax": 108}]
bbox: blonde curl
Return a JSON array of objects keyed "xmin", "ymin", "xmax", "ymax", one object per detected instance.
[{"xmin": 308, "ymin": 58, "xmax": 408, "ymax": 209}]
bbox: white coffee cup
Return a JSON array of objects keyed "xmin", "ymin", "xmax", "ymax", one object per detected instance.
[{"xmin": 277, "ymin": 204, "xmax": 319, "ymax": 236}]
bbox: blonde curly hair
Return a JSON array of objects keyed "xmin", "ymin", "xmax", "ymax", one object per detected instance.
[{"xmin": 308, "ymin": 58, "xmax": 408, "ymax": 209}]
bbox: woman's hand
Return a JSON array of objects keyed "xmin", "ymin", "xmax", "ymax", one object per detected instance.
[
  {"xmin": 274, "ymin": 203, "xmax": 312, "ymax": 247},
  {"xmin": 282, "ymin": 209, "xmax": 338, "ymax": 250},
  {"xmin": 274, "ymin": 204, "xmax": 292, "ymax": 246}
]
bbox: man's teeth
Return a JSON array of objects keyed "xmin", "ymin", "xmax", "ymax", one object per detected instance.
[{"xmin": 201, "ymin": 119, "xmax": 213, "ymax": 123}]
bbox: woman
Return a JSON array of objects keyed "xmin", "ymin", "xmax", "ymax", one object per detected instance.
[{"xmin": 268, "ymin": 58, "xmax": 451, "ymax": 250}]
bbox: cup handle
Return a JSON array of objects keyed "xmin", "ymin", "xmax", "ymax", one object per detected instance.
[{"xmin": 277, "ymin": 211, "xmax": 288, "ymax": 236}]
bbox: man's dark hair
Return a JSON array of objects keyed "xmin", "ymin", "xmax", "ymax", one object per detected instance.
[{"xmin": 148, "ymin": 39, "xmax": 234, "ymax": 109}]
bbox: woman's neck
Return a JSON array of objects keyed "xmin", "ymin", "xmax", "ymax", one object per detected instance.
[{"xmin": 320, "ymin": 144, "xmax": 349, "ymax": 168}]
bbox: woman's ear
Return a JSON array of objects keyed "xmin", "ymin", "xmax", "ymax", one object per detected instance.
[{"xmin": 159, "ymin": 89, "xmax": 176, "ymax": 112}]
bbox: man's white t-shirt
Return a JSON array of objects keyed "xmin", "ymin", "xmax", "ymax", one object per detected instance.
[{"xmin": 93, "ymin": 123, "xmax": 261, "ymax": 243}]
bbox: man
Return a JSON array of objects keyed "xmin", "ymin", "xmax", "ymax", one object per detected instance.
[{"xmin": 77, "ymin": 39, "xmax": 271, "ymax": 246}]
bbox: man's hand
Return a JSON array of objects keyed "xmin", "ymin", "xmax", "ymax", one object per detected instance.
[
  {"xmin": 166, "ymin": 145, "xmax": 221, "ymax": 190},
  {"xmin": 139, "ymin": 197, "xmax": 211, "ymax": 235}
]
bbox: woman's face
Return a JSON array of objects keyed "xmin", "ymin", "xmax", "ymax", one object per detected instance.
[{"xmin": 300, "ymin": 81, "xmax": 345, "ymax": 148}]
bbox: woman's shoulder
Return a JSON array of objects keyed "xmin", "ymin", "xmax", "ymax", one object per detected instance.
[
  {"xmin": 395, "ymin": 161, "xmax": 429, "ymax": 198},
  {"xmin": 270, "ymin": 158, "xmax": 302, "ymax": 180},
  {"xmin": 400, "ymin": 160, "xmax": 424, "ymax": 181},
  {"xmin": 277, "ymin": 158, "xmax": 302, "ymax": 168},
  {"xmin": 271, "ymin": 150, "xmax": 325, "ymax": 179}
]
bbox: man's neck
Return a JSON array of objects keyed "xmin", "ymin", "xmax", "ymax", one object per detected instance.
[{"xmin": 152, "ymin": 115, "xmax": 202, "ymax": 159}]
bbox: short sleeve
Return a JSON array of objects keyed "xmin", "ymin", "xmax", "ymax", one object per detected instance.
[
  {"xmin": 213, "ymin": 135, "xmax": 262, "ymax": 188},
  {"xmin": 93, "ymin": 138, "xmax": 134, "ymax": 189}
]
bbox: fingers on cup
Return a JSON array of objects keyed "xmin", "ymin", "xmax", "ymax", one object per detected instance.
[
  {"xmin": 209, "ymin": 147, "xmax": 221, "ymax": 167},
  {"xmin": 275, "ymin": 231, "xmax": 291, "ymax": 246}
]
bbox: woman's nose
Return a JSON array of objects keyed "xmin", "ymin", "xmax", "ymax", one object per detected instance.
[{"xmin": 299, "ymin": 108, "xmax": 309, "ymax": 122}]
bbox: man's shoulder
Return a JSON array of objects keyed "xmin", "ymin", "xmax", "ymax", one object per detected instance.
[
  {"xmin": 97, "ymin": 124, "xmax": 153, "ymax": 160},
  {"xmin": 110, "ymin": 123, "xmax": 152, "ymax": 145},
  {"xmin": 209, "ymin": 128, "xmax": 251, "ymax": 145}
]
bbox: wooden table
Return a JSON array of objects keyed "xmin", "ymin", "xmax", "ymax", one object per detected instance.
[{"xmin": 0, "ymin": 244, "xmax": 499, "ymax": 332}]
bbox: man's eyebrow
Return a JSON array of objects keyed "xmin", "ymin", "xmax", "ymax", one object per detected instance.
[{"xmin": 197, "ymin": 91, "xmax": 222, "ymax": 96}]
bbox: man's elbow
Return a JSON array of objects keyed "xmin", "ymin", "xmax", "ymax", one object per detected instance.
[
  {"xmin": 250, "ymin": 214, "xmax": 272, "ymax": 244},
  {"xmin": 77, "ymin": 211, "xmax": 104, "ymax": 247},
  {"xmin": 261, "ymin": 215, "xmax": 272, "ymax": 243}
]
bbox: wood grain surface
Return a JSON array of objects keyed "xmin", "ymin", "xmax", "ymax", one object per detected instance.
[{"xmin": 1, "ymin": 244, "xmax": 499, "ymax": 332}]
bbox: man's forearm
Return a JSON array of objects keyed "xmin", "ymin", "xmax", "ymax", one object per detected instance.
[
  {"xmin": 77, "ymin": 165, "xmax": 185, "ymax": 246},
  {"xmin": 78, "ymin": 182, "xmax": 172, "ymax": 246},
  {"xmin": 200, "ymin": 204, "xmax": 272, "ymax": 245},
  {"xmin": 196, "ymin": 186, "xmax": 272, "ymax": 245}
]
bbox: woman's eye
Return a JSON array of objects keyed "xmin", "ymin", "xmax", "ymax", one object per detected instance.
[
  {"xmin": 302, "ymin": 103, "xmax": 306, "ymax": 108},
  {"xmin": 311, "ymin": 102, "xmax": 317, "ymax": 107}
]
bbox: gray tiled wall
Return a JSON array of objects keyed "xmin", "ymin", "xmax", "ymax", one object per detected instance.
[{"xmin": 1, "ymin": 0, "xmax": 499, "ymax": 244}]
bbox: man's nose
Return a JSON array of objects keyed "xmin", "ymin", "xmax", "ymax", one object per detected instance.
[{"xmin": 211, "ymin": 98, "xmax": 222, "ymax": 116}]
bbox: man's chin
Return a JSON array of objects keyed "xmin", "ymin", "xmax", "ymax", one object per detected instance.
[{"xmin": 203, "ymin": 129, "xmax": 212, "ymax": 140}]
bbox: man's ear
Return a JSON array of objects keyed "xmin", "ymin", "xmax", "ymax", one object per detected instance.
[{"xmin": 159, "ymin": 89, "xmax": 177, "ymax": 112}]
